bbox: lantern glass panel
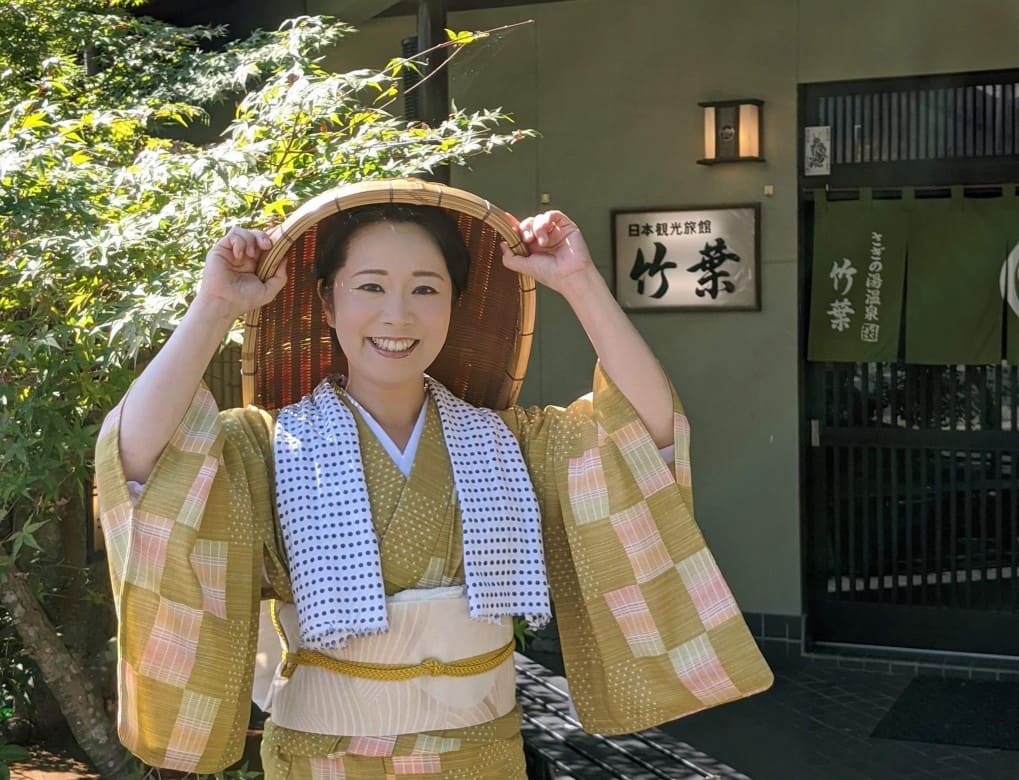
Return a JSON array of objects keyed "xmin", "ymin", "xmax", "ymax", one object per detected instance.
[
  {"xmin": 703, "ymin": 106, "xmax": 716, "ymax": 160},
  {"xmin": 739, "ymin": 103, "xmax": 760, "ymax": 158}
]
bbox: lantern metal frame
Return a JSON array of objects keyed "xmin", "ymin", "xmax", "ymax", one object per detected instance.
[{"xmin": 697, "ymin": 99, "xmax": 765, "ymax": 165}]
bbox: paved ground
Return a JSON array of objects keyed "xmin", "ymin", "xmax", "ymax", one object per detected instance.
[
  {"xmin": 527, "ymin": 643, "xmax": 1019, "ymax": 780},
  {"xmin": 660, "ymin": 663, "xmax": 1019, "ymax": 780},
  {"xmin": 12, "ymin": 655, "xmax": 1019, "ymax": 779}
]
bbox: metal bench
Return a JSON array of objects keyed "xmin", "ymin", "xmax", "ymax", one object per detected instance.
[{"xmin": 515, "ymin": 654, "xmax": 750, "ymax": 780}]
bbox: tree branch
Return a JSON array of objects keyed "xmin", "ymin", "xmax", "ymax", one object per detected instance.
[{"xmin": 0, "ymin": 561, "xmax": 138, "ymax": 780}]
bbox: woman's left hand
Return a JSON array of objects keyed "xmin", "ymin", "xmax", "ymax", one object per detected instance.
[{"xmin": 501, "ymin": 211, "xmax": 599, "ymax": 297}]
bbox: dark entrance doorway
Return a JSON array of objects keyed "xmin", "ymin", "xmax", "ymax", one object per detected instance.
[{"xmin": 800, "ymin": 69, "xmax": 1019, "ymax": 656}]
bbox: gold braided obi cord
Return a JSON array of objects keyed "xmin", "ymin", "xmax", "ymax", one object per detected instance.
[
  {"xmin": 253, "ymin": 587, "xmax": 518, "ymax": 736},
  {"xmin": 269, "ymin": 599, "xmax": 515, "ymax": 681}
]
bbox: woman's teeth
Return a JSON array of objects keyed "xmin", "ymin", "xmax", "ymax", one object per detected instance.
[{"xmin": 369, "ymin": 337, "xmax": 417, "ymax": 352}]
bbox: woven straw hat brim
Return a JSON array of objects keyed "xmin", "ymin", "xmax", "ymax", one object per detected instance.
[{"xmin": 241, "ymin": 178, "xmax": 535, "ymax": 411}]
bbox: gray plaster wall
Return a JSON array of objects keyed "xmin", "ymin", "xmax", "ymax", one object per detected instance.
[{"xmin": 317, "ymin": 0, "xmax": 1019, "ymax": 615}]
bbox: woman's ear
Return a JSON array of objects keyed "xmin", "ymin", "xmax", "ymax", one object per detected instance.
[{"xmin": 317, "ymin": 279, "xmax": 336, "ymax": 328}]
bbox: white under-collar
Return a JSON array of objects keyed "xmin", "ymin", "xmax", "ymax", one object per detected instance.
[{"xmin": 339, "ymin": 390, "xmax": 428, "ymax": 478}]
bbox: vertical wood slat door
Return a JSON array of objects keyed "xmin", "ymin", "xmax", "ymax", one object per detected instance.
[{"xmin": 801, "ymin": 69, "xmax": 1019, "ymax": 655}]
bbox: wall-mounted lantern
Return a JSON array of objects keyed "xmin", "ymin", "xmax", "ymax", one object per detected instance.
[{"xmin": 698, "ymin": 99, "xmax": 765, "ymax": 165}]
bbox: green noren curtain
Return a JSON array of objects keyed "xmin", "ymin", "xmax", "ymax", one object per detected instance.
[
  {"xmin": 904, "ymin": 187, "xmax": 1009, "ymax": 365},
  {"xmin": 808, "ymin": 190, "xmax": 907, "ymax": 363}
]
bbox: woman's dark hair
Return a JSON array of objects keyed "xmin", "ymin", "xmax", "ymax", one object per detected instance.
[{"xmin": 315, "ymin": 203, "xmax": 470, "ymax": 295}]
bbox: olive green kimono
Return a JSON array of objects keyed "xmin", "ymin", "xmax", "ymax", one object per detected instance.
[{"xmin": 94, "ymin": 365, "xmax": 771, "ymax": 777}]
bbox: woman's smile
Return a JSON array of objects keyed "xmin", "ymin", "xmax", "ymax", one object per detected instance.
[{"xmin": 368, "ymin": 336, "xmax": 419, "ymax": 356}]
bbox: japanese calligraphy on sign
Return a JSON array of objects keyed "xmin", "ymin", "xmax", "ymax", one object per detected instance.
[
  {"xmin": 827, "ymin": 257, "xmax": 856, "ymax": 331},
  {"xmin": 821, "ymin": 233, "xmax": 885, "ymax": 338},
  {"xmin": 862, "ymin": 232, "xmax": 885, "ymax": 343},
  {"xmin": 806, "ymin": 193, "xmax": 907, "ymax": 363},
  {"xmin": 613, "ymin": 205, "xmax": 760, "ymax": 310}
]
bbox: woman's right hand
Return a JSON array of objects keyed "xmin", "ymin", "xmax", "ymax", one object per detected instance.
[{"xmin": 196, "ymin": 226, "xmax": 288, "ymax": 319}]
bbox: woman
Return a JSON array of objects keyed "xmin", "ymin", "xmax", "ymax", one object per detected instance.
[{"xmin": 95, "ymin": 179, "xmax": 770, "ymax": 778}]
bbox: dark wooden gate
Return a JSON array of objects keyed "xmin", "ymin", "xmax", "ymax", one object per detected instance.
[{"xmin": 801, "ymin": 70, "xmax": 1019, "ymax": 655}]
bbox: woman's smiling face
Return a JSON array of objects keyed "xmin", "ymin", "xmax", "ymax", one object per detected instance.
[{"xmin": 322, "ymin": 220, "xmax": 454, "ymax": 397}]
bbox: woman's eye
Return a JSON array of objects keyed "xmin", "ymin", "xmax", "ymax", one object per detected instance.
[
  {"xmin": 356, "ymin": 283, "xmax": 383, "ymax": 292},
  {"xmin": 413, "ymin": 285, "xmax": 438, "ymax": 295}
]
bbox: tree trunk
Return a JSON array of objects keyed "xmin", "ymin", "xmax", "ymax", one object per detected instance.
[{"xmin": 0, "ymin": 562, "xmax": 138, "ymax": 780}]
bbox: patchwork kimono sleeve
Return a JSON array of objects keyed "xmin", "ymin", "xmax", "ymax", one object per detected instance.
[
  {"xmin": 94, "ymin": 385, "xmax": 278, "ymax": 773},
  {"xmin": 505, "ymin": 363, "xmax": 773, "ymax": 735}
]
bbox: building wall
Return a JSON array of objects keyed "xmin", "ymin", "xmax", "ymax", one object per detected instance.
[{"xmin": 320, "ymin": 0, "xmax": 1019, "ymax": 616}]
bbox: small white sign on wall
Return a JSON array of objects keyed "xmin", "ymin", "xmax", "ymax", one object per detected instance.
[{"xmin": 804, "ymin": 125, "xmax": 832, "ymax": 176}]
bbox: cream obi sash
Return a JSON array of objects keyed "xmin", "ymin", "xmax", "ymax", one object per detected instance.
[{"xmin": 252, "ymin": 587, "xmax": 517, "ymax": 736}]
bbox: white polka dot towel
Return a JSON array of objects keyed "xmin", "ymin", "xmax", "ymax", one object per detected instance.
[{"xmin": 274, "ymin": 377, "xmax": 551, "ymax": 651}]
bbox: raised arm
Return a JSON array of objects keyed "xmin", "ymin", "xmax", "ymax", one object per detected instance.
[
  {"xmin": 501, "ymin": 211, "xmax": 673, "ymax": 447},
  {"xmin": 118, "ymin": 227, "xmax": 286, "ymax": 483}
]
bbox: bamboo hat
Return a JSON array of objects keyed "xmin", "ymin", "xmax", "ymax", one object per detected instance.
[{"xmin": 241, "ymin": 178, "xmax": 535, "ymax": 411}]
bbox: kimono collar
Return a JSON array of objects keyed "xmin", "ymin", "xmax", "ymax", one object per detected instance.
[{"xmin": 273, "ymin": 376, "xmax": 551, "ymax": 651}]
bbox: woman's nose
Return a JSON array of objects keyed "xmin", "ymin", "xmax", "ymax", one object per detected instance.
[{"xmin": 381, "ymin": 293, "xmax": 411, "ymax": 323}]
